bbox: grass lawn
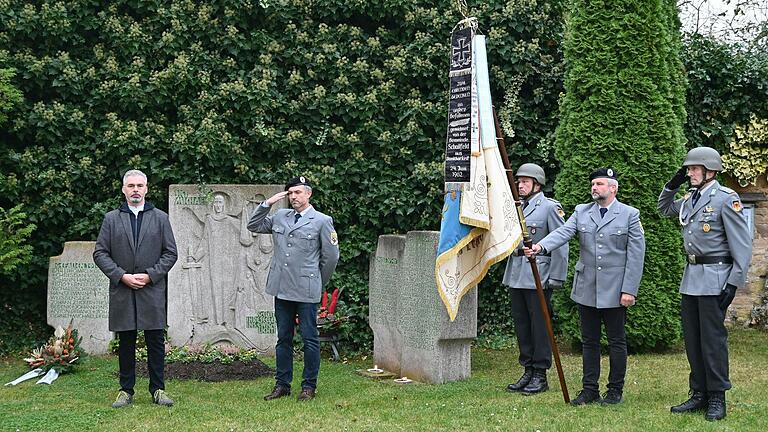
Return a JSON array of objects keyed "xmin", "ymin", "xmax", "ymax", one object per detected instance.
[{"xmin": 1, "ymin": 328, "xmax": 767, "ymax": 432}]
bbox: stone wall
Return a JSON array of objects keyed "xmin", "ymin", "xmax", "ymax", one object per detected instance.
[{"xmin": 725, "ymin": 173, "xmax": 768, "ymax": 324}]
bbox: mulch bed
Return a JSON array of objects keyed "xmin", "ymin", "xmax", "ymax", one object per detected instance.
[{"xmin": 136, "ymin": 359, "xmax": 273, "ymax": 382}]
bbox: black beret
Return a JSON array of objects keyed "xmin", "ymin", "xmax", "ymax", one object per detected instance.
[
  {"xmin": 589, "ymin": 167, "xmax": 618, "ymax": 181},
  {"xmin": 285, "ymin": 175, "xmax": 312, "ymax": 191}
]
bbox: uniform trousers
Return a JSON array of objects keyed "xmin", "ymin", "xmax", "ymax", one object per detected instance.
[
  {"xmin": 117, "ymin": 329, "xmax": 165, "ymax": 396},
  {"xmin": 509, "ymin": 288, "xmax": 553, "ymax": 370},
  {"xmin": 578, "ymin": 305, "xmax": 627, "ymax": 392},
  {"xmin": 274, "ymin": 297, "xmax": 320, "ymax": 390},
  {"xmin": 681, "ymin": 294, "xmax": 731, "ymax": 392}
]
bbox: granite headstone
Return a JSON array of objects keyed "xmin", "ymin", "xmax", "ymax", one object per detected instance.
[
  {"xmin": 369, "ymin": 231, "xmax": 477, "ymax": 384},
  {"xmin": 47, "ymin": 241, "xmax": 111, "ymax": 354}
]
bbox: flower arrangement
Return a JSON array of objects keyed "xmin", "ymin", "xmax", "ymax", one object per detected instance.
[
  {"xmin": 24, "ymin": 323, "xmax": 83, "ymax": 373},
  {"xmin": 136, "ymin": 343, "xmax": 263, "ymax": 365},
  {"xmin": 317, "ymin": 288, "xmax": 347, "ymax": 331}
]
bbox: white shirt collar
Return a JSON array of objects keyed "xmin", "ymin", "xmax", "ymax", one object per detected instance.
[{"xmin": 128, "ymin": 203, "xmax": 144, "ymax": 216}]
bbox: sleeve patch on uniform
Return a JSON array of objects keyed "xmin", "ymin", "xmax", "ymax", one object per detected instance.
[
  {"xmin": 330, "ymin": 231, "xmax": 339, "ymax": 245},
  {"xmin": 557, "ymin": 208, "xmax": 565, "ymax": 218},
  {"xmin": 731, "ymin": 200, "xmax": 742, "ymax": 212}
]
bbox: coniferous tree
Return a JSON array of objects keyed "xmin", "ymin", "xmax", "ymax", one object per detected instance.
[{"xmin": 553, "ymin": 0, "xmax": 687, "ymax": 350}]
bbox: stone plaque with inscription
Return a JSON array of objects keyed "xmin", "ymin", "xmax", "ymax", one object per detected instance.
[
  {"xmin": 167, "ymin": 184, "xmax": 284, "ymax": 354},
  {"xmin": 368, "ymin": 231, "xmax": 477, "ymax": 384},
  {"xmin": 47, "ymin": 241, "xmax": 111, "ymax": 354}
]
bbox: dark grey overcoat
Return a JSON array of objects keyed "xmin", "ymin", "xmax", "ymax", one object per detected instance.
[{"xmin": 93, "ymin": 202, "xmax": 178, "ymax": 331}]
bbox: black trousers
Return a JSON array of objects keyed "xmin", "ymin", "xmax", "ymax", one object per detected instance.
[
  {"xmin": 510, "ymin": 288, "xmax": 553, "ymax": 370},
  {"xmin": 578, "ymin": 305, "xmax": 627, "ymax": 392},
  {"xmin": 681, "ymin": 294, "xmax": 731, "ymax": 392},
  {"xmin": 117, "ymin": 329, "xmax": 165, "ymax": 396}
]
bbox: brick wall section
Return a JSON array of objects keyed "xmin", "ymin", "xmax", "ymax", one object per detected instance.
[{"xmin": 725, "ymin": 173, "xmax": 768, "ymax": 324}]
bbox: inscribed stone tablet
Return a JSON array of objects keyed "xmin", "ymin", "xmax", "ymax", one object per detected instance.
[{"xmin": 47, "ymin": 241, "xmax": 111, "ymax": 354}]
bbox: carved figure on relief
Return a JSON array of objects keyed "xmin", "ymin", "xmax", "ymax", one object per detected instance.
[{"xmin": 184, "ymin": 193, "xmax": 273, "ymax": 329}]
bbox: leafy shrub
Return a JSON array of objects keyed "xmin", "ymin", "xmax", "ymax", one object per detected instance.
[{"xmin": 0, "ymin": 0, "xmax": 565, "ymax": 353}]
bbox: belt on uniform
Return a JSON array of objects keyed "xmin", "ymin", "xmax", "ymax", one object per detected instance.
[{"xmin": 686, "ymin": 255, "xmax": 733, "ymax": 265}]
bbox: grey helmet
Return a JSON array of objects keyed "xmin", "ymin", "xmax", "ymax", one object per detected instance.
[
  {"xmin": 516, "ymin": 163, "xmax": 546, "ymax": 185},
  {"xmin": 682, "ymin": 147, "xmax": 722, "ymax": 171}
]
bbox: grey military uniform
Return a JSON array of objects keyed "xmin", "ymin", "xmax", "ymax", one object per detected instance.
[
  {"xmin": 659, "ymin": 179, "xmax": 752, "ymax": 394},
  {"xmin": 247, "ymin": 203, "xmax": 339, "ymax": 303},
  {"xmin": 503, "ymin": 192, "xmax": 568, "ymax": 288},
  {"xmin": 538, "ymin": 200, "xmax": 646, "ymax": 308},
  {"xmin": 658, "ymin": 180, "xmax": 752, "ymax": 295}
]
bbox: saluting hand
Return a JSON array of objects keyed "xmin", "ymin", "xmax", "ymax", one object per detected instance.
[
  {"xmin": 265, "ymin": 191, "xmax": 289, "ymax": 206},
  {"xmin": 666, "ymin": 166, "xmax": 688, "ymax": 190}
]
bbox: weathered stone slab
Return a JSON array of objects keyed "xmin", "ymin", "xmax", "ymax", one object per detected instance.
[
  {"xmin": 47, "ymin": 241, "xmax": 110, "ymax": 354},
  {"xmin": 369, "ymin": 235, "xmax": 406, "ymax": 375},
  {"xmin": 369, "ymin": 231, "xmax": 477, "ymax": 384},
  {"xmin": 168, "ymin": 184, "xmax": 285, "ymax": 354}
]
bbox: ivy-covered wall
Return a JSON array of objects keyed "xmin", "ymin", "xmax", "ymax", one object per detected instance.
[
  {"xmin": 553, "ymin": 0, "xmax": 687, "ymax": 351},
  {"xmin": 0, "ymin": 0, "xmax": 565, "ymax": 353}
]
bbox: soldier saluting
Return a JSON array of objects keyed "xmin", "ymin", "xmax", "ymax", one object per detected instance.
[{"xmin": 658, "ymin": 147, "xmax": 752, "ymax": 421}]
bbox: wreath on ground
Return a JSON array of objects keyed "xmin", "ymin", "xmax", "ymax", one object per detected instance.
[{"xmin": 24, "ymin": 322, "xmax": 84, "ymax": 373}]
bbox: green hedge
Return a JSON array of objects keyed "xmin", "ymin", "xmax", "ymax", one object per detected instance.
[
  {"xmin": 682, "ymin": 33, "xmax": 768, "ymax": 153},
  {"xmin": 0, "ymin": 0, "xmax": 565, "ymax": 353},
  {"xmin": 553, "ymin": 0, "xmax": 687, "ymax": 351}
]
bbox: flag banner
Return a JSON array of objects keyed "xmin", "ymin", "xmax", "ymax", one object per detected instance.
[
  {"xmin": 436, "ymin": 33, "xmax": 523, "ymax": 321},
  {"xmin": 444, "ymin": 25, "xmax": 473, "ymax": 184}
]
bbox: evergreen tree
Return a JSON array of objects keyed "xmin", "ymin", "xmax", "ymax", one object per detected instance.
[{"xmin": 553, "ymin": 0, "xmax": 687, "ymax": 350}]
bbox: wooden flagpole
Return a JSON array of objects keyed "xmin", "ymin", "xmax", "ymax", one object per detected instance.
[{"xmin": 492, "ymin": 108, "xmax": 570, "ymax": 404}]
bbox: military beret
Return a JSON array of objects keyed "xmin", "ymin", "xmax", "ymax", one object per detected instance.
[
  {"xmin": 589, "ymin": 167, "xmax": 618, "ymax": 181},
  {"xmin": 285, "ymin": 175, "xmax": 312, "ymax": 191}
]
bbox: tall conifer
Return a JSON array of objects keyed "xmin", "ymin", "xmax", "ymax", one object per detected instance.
[{"xmin": 554, "ymin": 0, "xmax": 687, "ymax": 350}]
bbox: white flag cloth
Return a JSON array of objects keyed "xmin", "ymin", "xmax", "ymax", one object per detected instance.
[{"xmin": 436, "ymin": 35, "xmax": 523, "ymax": 321}]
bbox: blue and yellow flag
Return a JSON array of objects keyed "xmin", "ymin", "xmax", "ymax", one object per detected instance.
[{"xmin": 436, "ymin": 33, "xmax": 522, "ymax": 321}]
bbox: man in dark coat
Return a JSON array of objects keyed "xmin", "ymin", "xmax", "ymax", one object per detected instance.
[{"xmin": 94, "ymin": 169, "xmax": 178, "ymax": 408}]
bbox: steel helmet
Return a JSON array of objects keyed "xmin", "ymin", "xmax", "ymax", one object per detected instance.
[
  {"xmin": 682, "ymin": 147, "xmax": 722, "ymax": 171},
  {"xmin": 516, "ymin": 163, "xmax": 546, "ymax": 185}
]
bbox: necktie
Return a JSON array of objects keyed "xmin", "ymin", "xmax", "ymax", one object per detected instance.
[
  {"xmin": 523, "ymin": 200, "xmax": 529, "ymax": 210},
  {"xmin": 294, "ymin": 213, "xmax": 301, "ymax": 225},
  {"xmin": 599, "ymin": 207, "xmax": 607, "ymax": 218},
  {"xmin": 691, "ymin": 190, "xmax": 700, "ymax": 207}
]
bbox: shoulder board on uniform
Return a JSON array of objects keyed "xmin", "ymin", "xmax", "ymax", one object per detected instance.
[
  {"xmin": 547, "ymin": 198, "xmax": 566, "ymax": 217},
  {"xmin": 718, "ymin": 185, "xmax": 736, "ymax": 195},
  {"xmin": 546, "ymin": 197, "xmax": 562, "ymax": 205}
]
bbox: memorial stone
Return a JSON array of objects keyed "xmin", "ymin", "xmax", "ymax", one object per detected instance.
[
  {"xmin": 47, "ymin": 241, "xmax": 110, "ymax": 354},
  {"xmin": 369, "ymin": 231, "xmax": 477, "ymax": 384},
  {"xmin": 167, "ymin": 184, "xmax": 285, "ymax": 353}
]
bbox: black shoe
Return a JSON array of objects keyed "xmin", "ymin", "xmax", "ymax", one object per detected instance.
[
  {"xmin": 570, "ymin": 389, "xmax": 601, "ymax": 406},
  {"xmin": 601, "ymin": 389, "xmax": 623, "ymax": 405},
  {"xmin": 506, "ymin": 367, "xmax": 533, "ymax": 392},
  {"xmin": 705, "ymin": 391, "xmax": 726, "ymax": 421},
  {"xmin": 670, "ymin": 391, "xmax": 708, "ymax": 414},
  {"xmin": 264, "ymin": 385, "xmax": 291, "ymax": 401},
  {"xmin": 521, "ymin": 369, "xmax": 548, "ymax": 395},
  {"xmin": 297, "ymin": 387, "xmax": 316, "ymax": 401}
]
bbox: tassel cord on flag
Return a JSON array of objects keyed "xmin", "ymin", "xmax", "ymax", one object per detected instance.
[{"xmin": 492, "ymin": 107, "xmax": 571, "ymax": 404}]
